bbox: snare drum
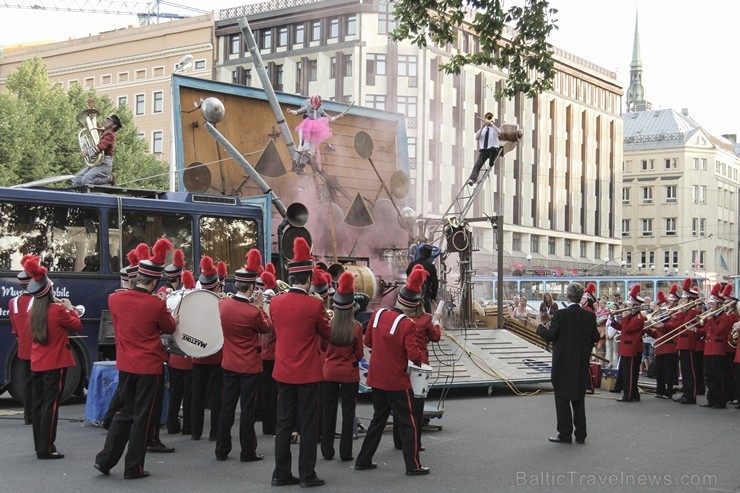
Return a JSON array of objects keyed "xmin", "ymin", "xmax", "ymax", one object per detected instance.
[
  {"xmin": 408, "ymin": 361, "xmax": 433, "ymax": 398},
  {"xmin": 165, "ymin": 289, "xmax": 224, "ymax": 358}
]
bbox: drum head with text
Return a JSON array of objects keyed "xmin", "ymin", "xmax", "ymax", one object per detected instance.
[{"xmin": 172, "ymin": 290, "xmax": 223, "ymax": 358}]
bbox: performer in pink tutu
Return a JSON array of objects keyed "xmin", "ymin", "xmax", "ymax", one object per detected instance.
[{"xmin": 288, "ymin": 95, "xmax": 344, "ymax": 173}]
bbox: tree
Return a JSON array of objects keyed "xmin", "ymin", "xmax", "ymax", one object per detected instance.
[
  {"xmin": 390, "ymin": 0, "xmax": 558, "ymax": 98},
  {"xmin": 0, "ymin": 57, "xmax": 167, "ymax": 189}
]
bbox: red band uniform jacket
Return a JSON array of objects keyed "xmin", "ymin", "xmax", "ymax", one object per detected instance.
[
  {"xmin": 612, "ymin": 312, "xmax": 645, "ymax": 357},
  {"xmin": 219, "ymin": 296, "xmax": 272, "ymax": 374},
  {"xmin": 647, "ymin": 313, "xmax": 678, "ymax": 356},
  {"xmin": 9, "ymin": 294, "xmax": 33, "ymax": 360},
  {"xmin": 322, "ymin": 322, "xmax": 364, "ymax": 383},
  {"xmin": 697, "ymin": 312, "xmax": 732, "ymax": 357},
  {"xmin": 410, "ymin": 313, "xmax": 441, "ymax": 365},
  {"xmin": 670, "ymin": 308, "xmax": 698, "ymax": 351},
  {"xmin": 31, "ymin": 304, "xmax": 83, "ymax": 371},
  {"xmin": 364, "ymin": 309, "xmax": 422, "ymax": 392}
]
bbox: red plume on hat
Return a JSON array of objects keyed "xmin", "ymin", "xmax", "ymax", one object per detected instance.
[
  {"xmin": 265, "ymin": 263, "xmax": 276, "ymax": 275},
  {"xmin": 682, "ymin": 278, "xmax": 692, "ymax": 292},
  {"xmin": 292, "ymin": 237, "xmax": 313, "ymax": 262},
  {"xmin": 151, "ymin": 238, "xmax": 173, "ymax": 265},
  {"xmin": 629, "ymin": 284, "xmax": 640, "ymax": 298},
  {"xmin": 669, "ymin": 284, "xmax": 678, "ymax": 297},
  {"xmin": 24, "ymin": 256, "xmax": 47, "ymax": 281},
  {"xmin": 135, "ymin": 243, "xmax": 151, "ymax": 263},
  {"xmin": 246, "ymin": 249, "xmax": 262, "ymax": 272},
  {"xmin": 127, "ymin": 249, "xmax": 139, "ymax": 267},
  {"xmin": 20, "ymin": 254, "xmax": 34, "ymax": 268},
  {"xmin": 217, "ymin": 261, "xmax": 228, "ymax": 279},
  {"xmin": 585, "ymin": 283, "xmax": 596, "ymax": 294},
  {"xmin": 337, "ymin": 271, "xmax": 355, "ymax": 295},
  {"xmin": 200, "ymin": 256, "xmax": 217, "ymax": 277},
  {"xmin": 260, "ymin": 271, "xmax": 277, "ymax": 290},
  {"xmin": 173, "ymin": 249, "xmax": 185, "ymax": 269},
  {"xmin": 722, "ymin": 284, "xmax": 733, "ymax": 298},
  {"xmin": 406, "ymin": 266, "xmax": 428, "ymax": 294},
  {"xmin": 710, "ymin": 283, "xmax": 721, "ymax": 297},
  {"xmin": 312, "ymin": 266, "xmax": 327, "ymax": 287},
  {"xmin": 657, "ymin": 291, "xmax": 667, "ymax": 305},
  {"xmin": 182, "ymin": 270, "xmax": 196, "ymax": 289}
]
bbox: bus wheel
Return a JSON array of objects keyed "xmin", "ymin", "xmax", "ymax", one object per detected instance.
[
  {"xmin": 8, "ymin": 352, "xmax": 82, "ymax": 405},
  {"xmin": 8, "ymin": 354, "xmax": 29, "ymax": 404}
]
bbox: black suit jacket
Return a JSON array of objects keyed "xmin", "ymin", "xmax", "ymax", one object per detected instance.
[{"xmin": 537, "ymin": 303, "xmax": 600, "ymax": 401}]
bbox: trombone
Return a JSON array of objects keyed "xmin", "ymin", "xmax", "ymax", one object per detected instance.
[
  {"xmin": 653, "ymin": 305, "xmax": 724, "ymax": 348},
  {"xmin": 608, "ymin": 304, "xmax": 648, "ymax": 316}
]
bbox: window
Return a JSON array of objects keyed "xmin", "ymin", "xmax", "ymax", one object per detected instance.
[
  {"xmin": 151, "ymin": 131, "xmax": 163, "ymax": 154},
  {"xmin": 84, "ymin": 77, "xmax": 95, "ymax": 88},
  {"xmin": 622, "ymin": 219, "xmax": 630, "ymax": 237},
  {"xmin": 278, "ymin": 26, "xmax": 288, "ymax": 47},
  {"xmin": 294, "ymin": 24, "xmax": 305, "ymax": 44},
  {"xmin": 622, "ymin": 187, "xmax": 630, "ymax": 204},
  {"xmin": 594, "ymin": 243, "xmax": 601, "ymax": 260},
  {"xmin": 345, "ymin": 14, "xmax": 357, "ymax": 36},
  {"xmin": 530, "ymin": 235, "xmax": 540, "ymax": 254},
  {"xmin": 665, "ymin": 218, "xmax": 677, "ymax": 236},
  {"xmin": 230, "ymin": 34, "xmax": 241, "ymax": 55},
  {"xmin": 117, "ymin": 72, "xmax": 129, "ymax": 83},
  {"xmin": 699, "ymin": 186, "xmax": 706, "ymax": 204},
  {"xmin": 378, "ymin": 0, "xmax": 397, "ymax": 34},
  {"xmin": 152, "ymin": 66, "xmax": 164, "ymax": 77},
  {"xmin": 693, "ymin": 158, "xmax": 699, "ymax": 170},
  {"xmin": 672, "ymin": 251, "xmax": 679, "ymax": 268},
  {"xmin": 398, "ymin": 55, "xmax": 418, "ymax": 77},
  {"xmin": 275, "ymin": 64, "xmax": 283, "ymax": 90},
  {"xmin": 308, "ymin": 60, "xmax": 318, "ymax": 81},
  {"xmin": 101, "ymin": 74, "xmax": 112, "ymax": 85},
  {"xmin": 194, "ymin": 59, "xmax": 206, "ymax": 70},
  {"xmin": 691, "ymin": 250, "xmax": 706, "ymax": 270},
  {"xmin": 231, "ymin": 70, "xmax": 237, "ymax": 84},
  {"xmin": 330, "ymin": 57, "xmax": 337, "ymax": 79},
  {"xmin": 367, "ymin": 54, "xmax": 387, "ymax": 75},
  {"xmin": 641, "ymin": 219, "xmax": 653, "ymax": 236},
  {"xmin": 364, "ymin": 95, "xmax": 385, "ymax": 110},
  {"xmin": 135, "ymin": 94, "xmax": 145, "ymax": 115},
  {"xmin": 548, "ymin": 237, "xmax": 555, "ymax": 255},
  {"xmin": 665, "ymin": 185, "xmax": 677, "ymax": 202},
  {"xmin": 579, "ymin": 241, "xmax": 587, "ymax": 258},
  {"xmin": 311, "ymin": 20, "xmax": 321, "ymax": 41},
  {"xmin": 261, "ymin": 29, "xmax": 272, "ymax": 50},
  {"xmin": 407, "ymin": 137, "xmax": 416, "ymax": 167},
  {"xmin": 642, "ymin": 186, "xmax": 653, "ymax": 203},
  {"xmin": 135, "ymin": 69, "xmax": 146, "ymax": 80},
  {"xmin": 641, "ymin": 159, "xmax": 648, "ymax": 171},
  {"xmin": 117, "ymin": 96, "xmax": 128, "ymax": 108},
  {"xmin": 295, "ymin": 62, "xmax": 302, "ymax": 91},
  {"xmin": 564, "ymin": 239, "xmax": 572, "ymax": 256},
  {"xmin": 344, "ymin": 54, "xmax": 353, "ymax": 77},
  {"xmin": 512, "ymin": 233, "xmax": 521, "ymax": 251},
  {"xmin": 692, "ymin": 218, "xmax": 706, "ymax": 236},
  {"xmin": 245, "ymin": 69, "xmax": 252, "ymax": 87},
  {"xmin": 329, "ymin": 17, "xmax": 339, "ymax": 38},
  {"xmin": 397, "ymin": 96, "xmax": 417, "ymax": 119},
  {"xmin": 625, "ymin": 251, "xmax": 632, "ymax": 267},
  {"xmin": 152, "ymin": 91, "xmax": 163, "ymax": 113},
  {"xmin": 664, "ymin": 158, "xmax": 671, "ymax": 169},
  {"xmin": 701, "ymin": 158, "xmax": 707, "ymax": 170}
]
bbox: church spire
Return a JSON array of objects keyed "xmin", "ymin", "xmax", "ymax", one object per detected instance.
[{"xmin": 626, "ymin": 10, "xmax": 650, "ymax": 112}]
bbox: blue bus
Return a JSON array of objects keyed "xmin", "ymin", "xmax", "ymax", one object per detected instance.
[{"xmin": 0, "ymin": 186, "xmax": 270, "ymax": 403}]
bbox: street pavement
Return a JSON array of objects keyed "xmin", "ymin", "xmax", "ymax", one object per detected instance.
[{"xmin": 0, "ymin": 384, "xmax": 738, "ymax": 493}]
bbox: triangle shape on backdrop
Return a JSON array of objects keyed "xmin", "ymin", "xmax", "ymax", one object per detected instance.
[
  {"xmin": 344, "ymin": 193, "xmax": 374, "ymax": 228},
  {"xmin": 254, "ymin": 139, "xmax": 288, "ymax": 177}
]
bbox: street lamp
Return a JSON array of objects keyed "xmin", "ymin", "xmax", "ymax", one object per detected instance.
[{"xmin": 169, "ymin": 54, "xmax": 194, "ymax": 192}]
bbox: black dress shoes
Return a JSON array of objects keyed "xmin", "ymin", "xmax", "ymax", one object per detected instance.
[
  {"xmin": 548, "ymin": 436, "xmax": 572, "ymax": 444},
  {"xmin": 354, "ymin": 462, "xmax": 378, "ymax": 470},
  {"xmin": 406, "ymin": 467, "xmax": 430, "ymax": 476},
  {"xmin": 340, "ymin": 456, "xmax": 354, "ymax": 462},
  {"xmin": 271, "ymin": 475, "xmax": 300, "ymax": 487},
  {"xmin": 94, "ymin": 463, "xmax": 110, "ymax": 476},
  {"xmin": 616, "ymin": 398, "xmax": 635, "ymax": 402},
  {"xmin": 147, "ymin": 441, "xmax": 174, "ymax": 453},
  {"xmin": 240, "ymin": 453, "xmax": 264, "ymax": 462},
  {"xmin": 37, "ymin": 451, "xmax": 65, "ymax": 459},
  {"xmin": 299, "ymin": 477, "xmax": 326, "ymax": 488},
  {"xmin": 575, "ymin": 439, "xmax": 585, "ymax": 444},
  {"xmin": 124, "ymin": 470, "xmax": 150, "ymax": 479},
  {"xmin": 700, "ymin": 403, "xmax": 714, "ymax": 408},
  {"xmin": 675, "ymin": 397, "xmax": 696, "ymax": 404}
]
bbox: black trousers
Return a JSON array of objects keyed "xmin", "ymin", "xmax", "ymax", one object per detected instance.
[
  {"xmin": 655, "ymin": 353, "xmax": 677, "ymax": 397},
  {"xmin": 148, "ymin": 365, "xmax": 165, "ymax": 444},
  {"xmin": 618, "ymin": 354, "xmax": 642, "ymax": 401},
  {"xmin": 722, "ymin": 353, "xmax": 736, "ymax": 402},
  {"xmin": 31, "ymin": 368, "xmax": 66, "ymax": 456},
  {"xmin": 191, "ymin": 364, "xmax": 222, "ymax": 440},
  {"xmin": 102, "ymin": 386, "xmax": 121, "ymax": 429},
  {"xmin": 679, "ymin": 350, "xmax": 697, "ymax": 400},
  {"xmin": 20, "ymin": 358, "xmax": 33, "ymax": 424},
  {"xmin": 393, "ymin": 396, "xmax": 425, "ymax": 450},
  {"xmin": 694, "ymin": 351, "xmax": 705, "ymax": 395},
  {"xmin": 704, "ymin": 355, "xmax": 726, "ymax": 407},
  {"xmin": 554, "ymin": 394, "xmax": 586, "ymax": 442},
  {"xmin": 467, "ymin": 146, "xmax": 501, "ymax": 183},
  {"xmin": 356, "ymin": 388, "xmax": 422, "ymax": 472},
  {"xmin": 320, "ymin": 381, "xmax": 358, "ymax": 461},
  {"xmin": 261, "ymin": 360, "xmax": 277, "ymax": 435},
  {"xmin": 734, "ymin": 362, "xmax": 740, "ymax": 403},
  {"xmin": 167, "ymin": 367, "xmax": 192, "ymax": 434},
  {"xmin": 216, "ymin": 370, "xmax": 260, "ymax": 459},
  {"xmin": 95, "ymin": 371, "xmax": 160, "ymax": 477},
  {"xmin": 273, "ymin": 382, "xmax": 320, "ymax": 482}
]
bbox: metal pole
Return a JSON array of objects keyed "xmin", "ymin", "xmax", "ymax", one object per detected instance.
[{"xmin": 238, "ymin": 17, "xmax": 299, "ymax": 163}]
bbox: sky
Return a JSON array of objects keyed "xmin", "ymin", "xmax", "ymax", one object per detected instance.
[{"xmin": 1, "ymin": 0, "xmax": 738, "ymax": 137}]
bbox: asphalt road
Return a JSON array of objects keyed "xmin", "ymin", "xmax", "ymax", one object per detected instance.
[{"xmin": 1, "ymin": 384, "xmax": 738, "ymax": 493}]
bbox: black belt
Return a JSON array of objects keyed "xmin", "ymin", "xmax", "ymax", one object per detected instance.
[
  {"xmin": 714, "ymin": 338, "xmax": 724, "ymax": 343},
  {"xmin": 623, "ymin": 341, "xmax": 633, "ymax": 345}
]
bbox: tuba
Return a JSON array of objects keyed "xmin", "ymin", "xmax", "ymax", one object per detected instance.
[{"xmin": 77, "ymin": 108, "xmax": 104, "ymax": 166}]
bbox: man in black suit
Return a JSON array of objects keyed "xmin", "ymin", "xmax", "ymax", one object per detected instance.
[
  {"xmin": 405, "ymin": 244, "xmax": 438, "ymax": 313},
  {"xmin": 537, "ymin": 283, "xmax": 600, "ymax": 445}
]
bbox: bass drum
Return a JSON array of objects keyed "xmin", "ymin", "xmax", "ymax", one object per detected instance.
[
  {"xmin": 342, "ymin": 265, "xmax": 377, "ymax": 300},
  {"xmin": 165, "ymin": 289, "xmax": 223, "ymax": 358}
]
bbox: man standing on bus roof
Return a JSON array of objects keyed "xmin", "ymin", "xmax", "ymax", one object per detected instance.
[{"xmin": 71, "ymin": 114, "xmax": 122, "ymax": 187}]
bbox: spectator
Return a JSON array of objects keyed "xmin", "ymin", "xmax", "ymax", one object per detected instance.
[{"xmin": 539, "ymin": 293, "xmax": 558, "ymax": 324}]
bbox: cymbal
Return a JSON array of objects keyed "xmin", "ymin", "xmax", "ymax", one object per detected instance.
[
  {"xmin": 390, "ymin": 170, "xmax": 409, "ymax": 199},
  {"xmin": 183, "ymin": 162, "xmax": 211, "ymax": 193}
]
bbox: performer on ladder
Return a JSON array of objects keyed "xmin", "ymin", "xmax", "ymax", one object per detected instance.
[
  {"xmin": 288, "ymin": 95, "xmax": 345, "ymax": 174},
  {"xmin": 466, "ymin": 112, "xmax": 501, "ymax": 186}
]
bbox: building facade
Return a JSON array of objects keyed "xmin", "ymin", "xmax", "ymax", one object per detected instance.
[
  {"xmin": 214, "ymin": 0, "xmax": 624, "ymax": 274},
  {"xmin": 0, "ymin": 14, "xmax": 215, "ymax": 160}
]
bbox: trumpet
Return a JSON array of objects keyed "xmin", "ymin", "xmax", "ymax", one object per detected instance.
[
  {"xmin": 653, "ymin": 306, "xmax": 724, "ymax": 348},
  {"xmin": 730, "ymin": 326, "xmax": 739, "ymax": 349},
  {"xmin": 608, "ymin": 304, "xmax": 647, "ymax": 315},
  {"xmin": 56, "ymin": 299, "xmax": 85, "ymax": 317}
]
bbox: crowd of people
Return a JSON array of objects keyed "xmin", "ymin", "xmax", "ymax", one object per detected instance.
[{"xmin": 8, "ymin": 237, "xmax": 443, "ymax": 487}]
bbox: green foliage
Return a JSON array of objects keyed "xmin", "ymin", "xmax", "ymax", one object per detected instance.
[
  {"xmin": 0, "ymin": 57, "xmax": 167, "ymax": 189},
  {"xmin": 390, "ymin": 0, "xmax": 558, "ymax": 98}
]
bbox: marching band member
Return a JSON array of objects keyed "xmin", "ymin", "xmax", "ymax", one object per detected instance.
[
  {"xmin": 722, "ymin": 285, "xmax": 738, "ymax": 404},
  {"xmin": 610, "ymin": 285, "xmax": 645, "ymax": 402},
  {"xmin": 26, "ymin": 256, "xmax": 82, "ymax": 459},
  {"xmin": 354, "ymin": 267, "xmax": 428, "ymax": 476},
  {"xmin": 259, "ymin": 266, "xmax": 279, "ymax": 436},
  {"xmin": 647, "ymin": 287, "xmax": 679, "ymax": 399},
  {"xmin": 270, "ymin": 238, "xmax": 331, "ymax": 488},
  {"xmin": 693, "ymin": 284, "xmax": 706, "ymax": 398},
  {"xmin": 580, "ymin": 283, "xmax": 597, "ymax": 312},
  {"xmin": 320, "ymin": 272, "xmax": 364, "ymax": 462},
  {"xmin": 9, "ymin": 256, "xmax": 34, "ymax": 425},
  {"xmin": 216, "ymin": 250, "xmax": 272, "ymax": 462},
  {"xmin": 166, "ymin": 270, "xmax": 195, "ymax": 436},
  {"xmin": 674, "ymin": 279, "xmax": 701, "ymax": 404},
  {"xmin": 94, "ymin": 239, "xmax": 175, "ymax": 479},
  {"xmin": 71, "ymin": 112, "xmax": 122, "ymax": 187},
  {"xmin": 217, "ymin": 261, "xmax": 228, "ymax": 293},
  {"xmin": 696, "ymin": 284, "xmax": 731, "ymax": 409},
  {"xmin": 191, "ymin": 256, "xmax": 225, "ymax": 442}
]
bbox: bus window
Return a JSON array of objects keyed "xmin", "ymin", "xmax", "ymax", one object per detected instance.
[
  {"xmin": 109, "ymin": 210, "xmax": 193, "ymax": 272},
  {"xmin": 598, "ymin": 281, "xmax": 623, "ymax": 301},
  {"xmin": 656, "ymin": 280, "xmax": 676, "ymax": 298},
  {"xmin": 0, "ymin": 202, "xmax": 100, "ymax": 273},
  {"xmin": 635, "ymin": 281, "xmax": 655, "ymax": 303},
  {"xmin": 503, "ymin": 281, "xmax": 519, "ymax": 301},
  {"xmin": 473, "ymin": 280, "xmax": 493, "ymax": 302},
  {"xmin": 545, "ymin": 281, "xmax": 569, "ymax": 302},
  {"xmin": 200, "ymin": 216, "xmax": 258, "ymax": 267},
  {"xmin": 520, "ymin": 281, "xmax": 544, "ymax": 302}
]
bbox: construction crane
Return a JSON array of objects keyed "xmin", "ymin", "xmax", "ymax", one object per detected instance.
[{"xmin": 1, "ymin": 0, "xmax": 210, "ymax": 24}]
